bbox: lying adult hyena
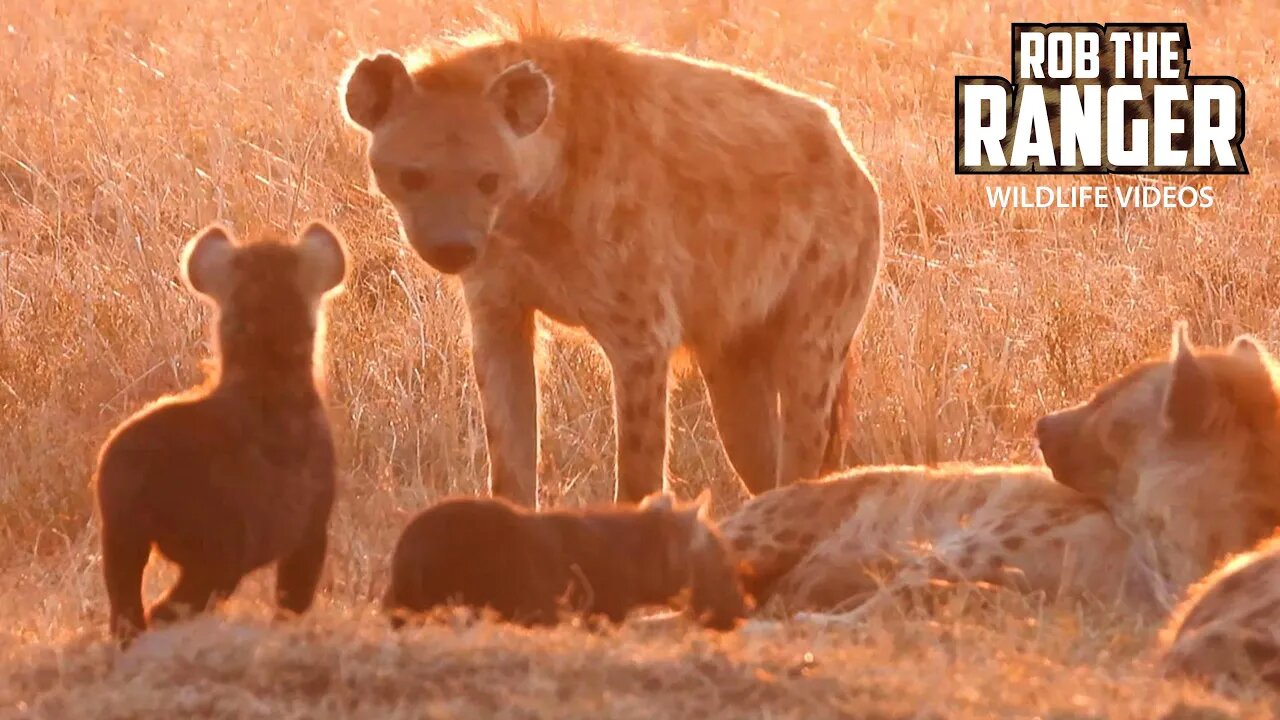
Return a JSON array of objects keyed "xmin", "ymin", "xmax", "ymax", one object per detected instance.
[
  {"xmin": 340, "ymin": 32, "xmax": 882, "ymax": 506},
  {"xmin": 94, "ymin": 222, "xmax": 347, "ymax": 642},
  {"xmin": 723, "ymin": 323, "xmax": 1280, "ymax": 617}
]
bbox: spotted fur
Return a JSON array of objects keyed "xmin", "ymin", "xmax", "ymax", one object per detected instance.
[
  {"xmin": 724, "ymin": 322, "xmax": 1280, "ymax": 617},
  {"xmin": 339, "ymin": 30, "xmax": 881, "ymax": 506}
]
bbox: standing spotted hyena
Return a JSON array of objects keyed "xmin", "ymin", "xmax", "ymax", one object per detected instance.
[
  {"xmin": 339, "ymin": 31, "xmax": 882, "ymax": 506},
  {"xmin": 723, "ymin": 323, "xmax": 1280, "ymax": 617},
  {"xmin": 94, "ymin": 222, "xmax": 347, "ymax": 642}
]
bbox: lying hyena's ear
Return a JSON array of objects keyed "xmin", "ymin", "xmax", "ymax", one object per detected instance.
[
  {"xmin": 669, "ymin": 491, "xmax": 712, "ymax": 541},
  {"xmin": 486, "ymin": 61, "xmax": 552, "ymax": 137},
  {"xmin": 1165, "ymin": 321, "xmax": 1212, "ymax": 432},
  {"xmin": 342, "ymin": 52, "xmax": 412, "ymax": 131},
  {"xmin": 182, "ymin": 224, "xmax": 237, "ymax": 303},
  {"xmin": 296, "ymin": 221, "xmax": 349, "ymax": 298},
  {"xmin": 1229, "ymin": 333, "xmax": 1272, "ymax": 365}
]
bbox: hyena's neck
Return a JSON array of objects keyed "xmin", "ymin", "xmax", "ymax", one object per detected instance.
[
  {"xmin": 1121, "ymin": 518, "xmax": 1231, "ymax": 613},
  {"xmin": 1118, "ymin": 533, "xmax": 1180, "ymax": 615},
  {"xmin": 211, "ymin": 339, "xmax": 324, "ymax": 412}
]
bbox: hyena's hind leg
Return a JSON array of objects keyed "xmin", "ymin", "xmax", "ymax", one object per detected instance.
[
  {"xmin": 765, "ymin": 528, "xmax": 893, "ymax": 613},
  {"xmin": 775, "ymin": 258, "xmax": 876, "ymax": 485},
  {"xmin": 102, "ymin": 523, "xmax": 151, "ymax": 642},
  {"xmin": 777, "ymin": 335, "xmax": 856, "ymax": 485},
  {"xmin": 793, "ymin": 529, "xmax": 1035, "ymax": 627},
  {"xmin": 147, "ymin": 565, "xmax": 245, "ymax": 627},
  {"xmin": 699, "ymin": 326, "xmax": 781, "ymax": 495}
]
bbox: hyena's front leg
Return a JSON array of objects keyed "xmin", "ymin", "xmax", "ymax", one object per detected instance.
[
  {"xmin": 608, "ymin": 349, "xmax": 672, "ymax": 504},
  {"xmin": 276, "ymin": 496, "xmax": 332, "ymax": 618},
  {"xmin": 469, "ymin": 303, "xmax": 540, "ymax": 507}
]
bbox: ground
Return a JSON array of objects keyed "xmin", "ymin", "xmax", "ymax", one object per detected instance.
[{"xmin": 1, "ymin": 0, "xmax": 1279, "ymax": 717}]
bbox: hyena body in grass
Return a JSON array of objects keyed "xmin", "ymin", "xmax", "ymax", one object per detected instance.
[
  {"xmin": 383, "ymin": 491, "xmax": 747, "ymax": 630},
  {"xmin": 1162, "ymin": 535, "xmax": 1280, "ymax": 692},
  {"xmin": 94, "ymin": 223, "xmax": 347, "ymax": 642},
  {"xmin": 341, "ymin": 31, "xmax": 882, "ymax": 506},
  {"xmin": 725, "ymin": 324, "xmax": 1280, "ymax": 619}
]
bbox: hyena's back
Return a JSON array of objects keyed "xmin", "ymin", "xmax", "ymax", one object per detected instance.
[{"xmin": 383, "ymin": 498, "xmax": 567, "ymax": 625}]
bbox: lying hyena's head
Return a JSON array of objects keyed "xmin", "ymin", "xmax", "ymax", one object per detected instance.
[
  {"xmin": 340, "ymin": 50, "xmax": 554, "ymax": 274},
  {"xmin": 183, "ymin": 222, "xmax": 348, "ymax": 375},
  {"xmin": 638, "ymin": 491, "xmax": 749, "ymax": 630},
  {"xmin": 1036, "ymin": 321, "xmax": 1280, "ymax": 587}
]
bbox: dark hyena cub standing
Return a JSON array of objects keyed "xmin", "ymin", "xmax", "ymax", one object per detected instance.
[
  {"xmin": 340, "ymin": 31, "xmax": 882, "ymax": 506},
  {"xmin": 382, "ymin": 491, "xmax": 748, "ymax": 630},
  {"xmin": 94, "ymin": 222, "xmax": 348, "ymax": 641}
]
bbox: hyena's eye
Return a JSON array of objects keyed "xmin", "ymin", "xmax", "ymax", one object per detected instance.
[
  {"xmin": 476, "ymin": 173, "xmax": 500, "ymax": 196},
  {"xmin": 400, "ymin": 169, "xmax": 431, "ymax": 192}
]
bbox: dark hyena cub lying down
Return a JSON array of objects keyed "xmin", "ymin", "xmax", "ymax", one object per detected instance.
[
  {"xmin": 383, "ymin": 491, "xmax": 748, "ymax": 630},
  {"xmin": 94, "ymin": 222, "xmax": 348, "ymax": 642}
]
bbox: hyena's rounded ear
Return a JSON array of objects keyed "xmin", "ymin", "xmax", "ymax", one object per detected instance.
[
  {"xmin": 1165, "ymin": 320, "xmax": 1211, "ymax": 431},
  {"xmin": 688, "ymin": 489, "xmax": 712, "ymax": 523},
  {"xmin": 341, "ymin": 52, "xmax": 412, "ymax": 131},
  {"xmin": 486, "ymin": 61, "xmax": 552, "ymax": 138},
  {"xmin": 1229, "ymin": 334, "xmax": 1272, "ymax": 365},
  {"xmin": 1170, "ymin": 320, "xmax": 1195, "ymax": 359},
  {"xmin": 639, "ymin": 491, "xmax": 676, "ymax": 512},
  {"xmin": 182, "ymin": 224, "xmax": 237, "ymax": 303},
  {"xmin": 296, "ymin": 221, "xmax": 349, "ymax": 297}
]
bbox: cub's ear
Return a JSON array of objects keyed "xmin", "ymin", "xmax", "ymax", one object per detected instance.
[
  {"xmin": 342, "ymin": 52, "xmax": 412, "ymax": 131},
  {"xmin": 296, "ymin": 221, "xmax": 349, "ymax": 297},
  {"xmin": 182, "ymin": 224, "xmax": 238, "ymax": 303},
  {"xmin": 689, "ymin": 489, "xmax": 712, "ymax": 523},
  {"xmin": 639, "ymin": 492, "xmax": 675, "ymax": 512},
  {"xmin": 1164, "ymin": 320, "xmax": 1212, "ymax": 432},
  {"xmin": 486, "ymin": 61, "xmax": 552, "ymax": 137}
]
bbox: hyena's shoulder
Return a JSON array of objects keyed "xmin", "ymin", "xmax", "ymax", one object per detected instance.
[{"xmin": 1161, "ymin": 533, "xmax": 1280, "ymax": 688}]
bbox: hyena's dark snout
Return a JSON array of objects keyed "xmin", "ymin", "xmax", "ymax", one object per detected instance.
[
  {"xmin": 409, "ymin": 227, "xmax": 484, "ymax": 275},
  {"xmin": 1034, "ymin": 407, "xmax": 1091, "ymax": 490}
]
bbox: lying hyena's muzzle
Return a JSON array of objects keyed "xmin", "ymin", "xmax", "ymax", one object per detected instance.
[
  {"xmin": 1035, "ymin": 407, "xmax": 1087, "ymax": 488},
  {"xmin": 407, "ymin": 224, "xmax": 484, "ymax": 275}
]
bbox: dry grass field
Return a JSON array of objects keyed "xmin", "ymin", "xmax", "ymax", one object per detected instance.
[{"xmin": 2, "ymin": 0, "xmax": 1279, "ymax": 716}]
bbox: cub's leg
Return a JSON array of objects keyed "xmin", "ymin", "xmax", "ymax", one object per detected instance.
[
  {"xmin": 467, "ymin": 299, "xmax": 540, "ymax": 508},
  {"xmin": 102, "ymin": 523, "xmax": 150, "ymax": 642},
  {"xmin": 276, "ymin": 501, "xmax": 332, "ymax": 617}
]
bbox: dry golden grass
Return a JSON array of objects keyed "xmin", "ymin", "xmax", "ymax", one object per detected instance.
[{"xmin": 2, "ymin": 0, "xmax": 1279, "ymax": 716}]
